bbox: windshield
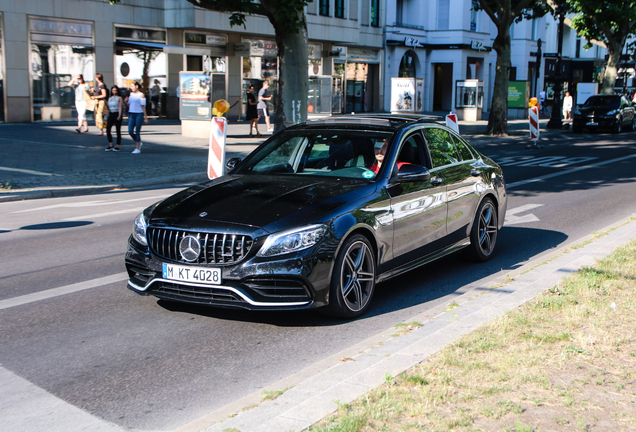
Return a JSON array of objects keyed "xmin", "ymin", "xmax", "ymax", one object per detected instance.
[
  {"xmin": 583, "ymin": 96, "xmax": 620, "ymax": 108},
  {"xmin": 234, "ymin": 130, "xmax": 394, "ymax": 180}
]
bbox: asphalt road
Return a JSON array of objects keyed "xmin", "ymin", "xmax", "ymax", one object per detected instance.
[{"xmin": 0, "ymin": 130, "xmax": 635, "ymax": 431}]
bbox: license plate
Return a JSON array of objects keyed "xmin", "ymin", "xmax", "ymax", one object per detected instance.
[
  {"xmin": 586, "ymin": 122, "xmax": 598, "ymax": 126},
  {"xmin": 162, "ymin": 263, "xmax": 221, "ymax": 285}
]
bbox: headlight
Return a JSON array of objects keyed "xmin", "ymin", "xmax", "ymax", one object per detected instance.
[
  {"xmin": 257, "ymin": 224, "xmax": 326, "ymax": 257},
  {"xmin": 132, "ymin": 212, "xmax": 148, "ymax": 246},
  {"xmin": 606, "ymin": 109, "xmax": 618, "ymax": 116}
]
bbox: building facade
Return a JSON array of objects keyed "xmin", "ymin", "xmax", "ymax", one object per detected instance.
[
  {"xmin": 0, "ymin": 0, "xmax": 384, "ymax": 123},
  {"xmin": 382, "ymin": 0, "xmax": 614, "ymax": 119}
]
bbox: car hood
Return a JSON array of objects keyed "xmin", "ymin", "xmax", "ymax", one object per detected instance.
[
  {"xmin": 150, "ymin": 175, "xmax": 374, "ymax": 233},
  {"xmin": 578, "ymin": 105, "xmax": 619, "ymax": 114}
]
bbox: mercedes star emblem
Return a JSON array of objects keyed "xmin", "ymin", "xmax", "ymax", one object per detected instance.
[{"xmin": 179, "ymin": 235, "xmax": 201, "ymax": 262}]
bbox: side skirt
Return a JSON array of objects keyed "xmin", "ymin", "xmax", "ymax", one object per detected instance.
[{"xmin": 376, "ymin": 237, "xmax": 470, "ymax": 284}]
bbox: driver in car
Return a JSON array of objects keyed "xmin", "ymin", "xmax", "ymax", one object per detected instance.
[{"xmin": 368, "ymin": 139, "xmax": 409, "ymax": 174}]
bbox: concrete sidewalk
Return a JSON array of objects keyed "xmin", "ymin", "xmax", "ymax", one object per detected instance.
[{"xmin": 0, "ymin": 117, "xmax": 553, "ymax": 203}]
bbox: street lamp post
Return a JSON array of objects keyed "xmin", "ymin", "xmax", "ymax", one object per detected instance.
[{"xmin": 547, "ymin": 0, "xmax": 566, "ymax": 129}]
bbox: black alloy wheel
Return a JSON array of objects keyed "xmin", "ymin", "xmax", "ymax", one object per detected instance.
[
  {"xmin": 466, "ymin": 198, "xmax": 498, "ymax": 262},
  {"xmin": 323, "ymin": 234, "xmax": 376, "ymax": 319}
]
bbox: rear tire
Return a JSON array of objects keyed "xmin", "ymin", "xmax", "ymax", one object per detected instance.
[
  {"xmin": 321, "ymin": 234, "xmax": 376, "ymax": 319},
  {"xmin": 465, "ymin": 198, "xmax": 499, "ymax": 262}
]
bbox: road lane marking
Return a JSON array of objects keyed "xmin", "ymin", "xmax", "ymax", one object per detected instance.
[
  {"xmin": 504, "ymin": 204, "xmax": 543, "ymax": 225},
  {"xmin": 506, "ymin": 154, "xmax": 636, "ymax": 189},
  {"xmin": 63, "ymin": 208, "xmax": 143, "ymax": 221},
  {"xmin": 0, "ymin": 273, "xmax": 128, "ymax": 311},
  {"xmin": 0, "ymin": 166, "xmax": 56, "ymax": 176},
  {"xmin": 13, "ymin": 195, "xmax": 166, "ymax": 213}
]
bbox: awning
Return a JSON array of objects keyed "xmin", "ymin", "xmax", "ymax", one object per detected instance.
[{"xmin": 116, "ymin": 40, "xmax": 212, "ymax": 56}]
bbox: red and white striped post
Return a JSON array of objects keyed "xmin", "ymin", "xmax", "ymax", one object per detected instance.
[
  {"xmin": 208, "ymin": 116, "xmax": 227, "ymax": 179},
  {"xmin": 529, "ymin": 105, "xmax": 540, "ymax": 144},
  {"xmin": 445, "ymin": 112, "xmax": 459, "ymax": 133}
]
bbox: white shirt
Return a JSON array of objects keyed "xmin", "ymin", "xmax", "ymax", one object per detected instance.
[
  {"xmin": 128, "ymin": 92, "xmax": 146, "ymax": 113},
  {"xmin": 563, "ymin": 95, "xmax": 573, "ymax": 111},
  {"xmin": 108, "ymin": 96, "xmax": 121, "ymax": 113}
]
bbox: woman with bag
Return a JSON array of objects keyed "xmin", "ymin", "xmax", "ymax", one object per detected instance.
[
  {"xmin": 90, "ymin": 73, "xmax": 109, "ymax": 135},
  {"xmin": 68, "ymin": 74, "xmax": 90, "ymax": 133}
]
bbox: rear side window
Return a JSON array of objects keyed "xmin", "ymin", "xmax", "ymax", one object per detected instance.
[
  {"xmin": 422, "ymin": 128, "xmax": 460, "ymax": 168},
  {"xmin": 449, "ymin": 133, "xmax": 475, "ymax": 161}
]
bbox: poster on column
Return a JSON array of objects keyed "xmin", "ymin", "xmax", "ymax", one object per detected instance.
[
  {"xmin": 391, "ymin": 78, "xmax": 416, "ymax": 113},
  {"xmin": 179, "ymin": 72, "xmax": 211, "ymax": 120},
  {"xmin": 415, "ymin": 79, "xmax": 424, "ymax": 113}
]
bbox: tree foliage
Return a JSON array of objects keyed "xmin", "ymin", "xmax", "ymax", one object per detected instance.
[
  {"xmin": 476, "ymin": 0, "xmax": 549, "ymax": 135},
  {"xmin": 567, "ymin": 0, "xmax": 636, "ymax": 94}
]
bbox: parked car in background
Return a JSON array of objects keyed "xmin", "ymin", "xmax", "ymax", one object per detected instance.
[
  {"xmin": 125, "ymin": 115, "xmax": 507, "ymax": 319},
  {"xmin": 572, "ymin": 95, "xmax": 635, "ymax": 133}
]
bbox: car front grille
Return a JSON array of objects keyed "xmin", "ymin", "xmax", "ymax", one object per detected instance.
[
  {"xmin": 148, "ymin": 227, "xmax": 253, "ymax": 265},
  {"xmin": 151, "ymin": 282, "xmax": 247, "ymax": 305}
]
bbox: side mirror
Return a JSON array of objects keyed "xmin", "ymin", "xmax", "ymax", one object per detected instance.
[
  {"xmin": 396, "ymin": 164, "xmax": 430, "ymax": 182},
  {"xmin": 225, "ymin": 157, "xmax": 242, "ymax": 173}
]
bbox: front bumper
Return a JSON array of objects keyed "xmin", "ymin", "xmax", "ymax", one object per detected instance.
[
  {"xmin": 573, "ymin": 115, "xmax": 619, "ymax": 129},
  {"xmin": 125, "ymin": 237, "xmax": 334, "ymax": 311}
]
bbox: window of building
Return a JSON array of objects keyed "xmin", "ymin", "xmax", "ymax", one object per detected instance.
[
  {"xmin": 319, "ymin": 0, "xmax": 330, "ymax": 16},
  {"xmin": 437, "ymin": 0, "xmax": 449, "ymax": 30},
  {"xmin": 470, "ymin": 0, "xmax": 479, "ymax": 32},
  {"xmin": 399, "ymin": 51, "xmax": 416, "ymax": 77},
  {"xmin": 576, "ymin": 37, "xmax": 581, "ymax": 58},
  {"xmin": 335, "ymin": 0, "xmax": 345, "ymax": 18},
  {"xmin": 396, "ymin": 0, "xmax": 403, "ymax": 26},
  {"xmin": 371, "ymin": 0, "xmax": 380, "ymax": 26}
]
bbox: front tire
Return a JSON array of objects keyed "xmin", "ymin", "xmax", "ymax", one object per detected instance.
[
  {"xmin": 466, "ymin": 198, "xmax": 499, "ymax": 262},
  {"xmin": 322, "ymin": 234, "xmax": 376, "ymax": 319},
  {"xmin": 613, "ymin": 117, "xmax": 623, "ymax": 133}
]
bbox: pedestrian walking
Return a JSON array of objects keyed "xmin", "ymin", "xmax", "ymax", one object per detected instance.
[
  {"xmin": 90, "ymin": 73, "xmax": 109, "ymax": 135},
  {"xmin": 563, "ymin": 91, "xmax": 573, "ymax": 121},
  {"xmin": 125, "ymin": 82, "xmax": 148, "ymax": 154},
  {"xmin": 246, "ymin": 85, "xmax": 260, "ymax": 137},
  {"xmin": 105, "ymin": 85, "xmax": 124, "ymax": 152},
  {"xmin": 68, "ymin": 74, "xmax": 90, "ymax": 133},
  {"xmin": 258, "ymin": 81, "xmax": 273, "ymax": 132},
  {"xmin": 150, "ymin": 79, "xmax": 161, "ymax": 115},
  {"xmin": 539, "ymin": 90, "xmax": 547, "ymax": 115}
]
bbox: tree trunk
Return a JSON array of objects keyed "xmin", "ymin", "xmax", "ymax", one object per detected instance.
[
  {"xmin": 487, "ymin": 27, "xmax": 511, "ymax": 136},
  {"xmin": 601, "ymin": 40, "xmax": 623, "ymax": 95},
  {"xmin": 272, "ymin": 12, "xmax": 308, "ymax": 132}
]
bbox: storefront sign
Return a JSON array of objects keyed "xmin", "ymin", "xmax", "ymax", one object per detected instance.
[
  {"xmin": 116, "ymin": 26, "xmax": 166, "ymax": 43},
  {"xmin": 30, "ymin": 19, "xmax": 92, "ymax": 36},
  {"xmin": 470, "ymin": 40, "xmax": 484, "ymax": 50},
  {"xmin": 180, "ymin": 72, "xmax": 211, "ymax": 120},
  {"xmin": 235, "ymin": 43, "xmax": 251, "ymax": 56},
  {"xmin": 391, "ymin": 78, "xmax": 416, "ymax": 112},
  {"xmin": 405, "ymin": 37, "xmax": 423, "ymax": 48},
  {"xmin": 508, "ymin": 81, "xmax": 528, "ymax": 108},
  {"xmin": 347, "ymin": 48, "xmax": 380, "ymax": 64},
  {"xmin": 185, "ymin": 32, "xmax": 227, "ymax": 46}
]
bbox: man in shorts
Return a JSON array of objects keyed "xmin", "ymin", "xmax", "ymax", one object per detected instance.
[{"xmin": 258, "ymin": 81, "xmax": 273, "ymax": 132}]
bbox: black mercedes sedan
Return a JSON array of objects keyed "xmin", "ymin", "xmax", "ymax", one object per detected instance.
[
  {"xmin": 125, "ymin": 115, "xmax": 507, "ymax": 319},
  {"xmin": 572, "ymin": 94, "xmax": 635, "ymax": 133}
]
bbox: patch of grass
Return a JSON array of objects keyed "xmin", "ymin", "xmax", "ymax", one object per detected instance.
[
  {"xmin": 392, "ymin": 321, "xmax": 422, "ymax": 337},
  {"xmin": 262, "ymin": 386, "xmax": 293, "ymax": 401},
  {"xmin": 0, "ymin": 181, "xmax": 16, "ymax": 191},
  {"xmin": 308, "ymin": 239, "xmax": 636, "ymax": 432}
]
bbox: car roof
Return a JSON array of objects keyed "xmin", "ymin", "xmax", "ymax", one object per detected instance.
[{"xmin": 300, "ymin": 113, "xmax": 444, "ymax": 132}]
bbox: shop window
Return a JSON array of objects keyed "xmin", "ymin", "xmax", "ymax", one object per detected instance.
[
  {"xmin": 115, "ymin": 48, "xmax": 166, "ymax": 96},
  {"xmin": 31, "ymin": 44, "xmax": 94, "ymax": 121},
  {"xmin": 399, "ymin": 51, "xmax": 417, "ymax": 78}
]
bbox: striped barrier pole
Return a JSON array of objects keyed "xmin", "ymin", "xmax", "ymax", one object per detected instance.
[
  {"xmin": 445, "ymin": 112, "xmax": 459, "ymax": 133},
  {"xmin": 208, "ymin": 116, "xmax": 227, "ymax": 179},
  {"xmin": 528, "ymin": 105, "xmax": 543, "ymax": 149}
]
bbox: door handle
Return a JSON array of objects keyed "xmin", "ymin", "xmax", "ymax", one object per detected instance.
[
  {"xmin": 430, "ymin": 177, "xmax": 443, "ymax": 186},
  {"xmin": 470, "ymin": 169, "xmax": 481, "ymax": 177}
]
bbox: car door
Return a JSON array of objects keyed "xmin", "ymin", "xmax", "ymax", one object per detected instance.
[
  {"xmin": 387, "ymin": 130, "xmax": 449, "ymax": 267},
  {"xmin": 421, "ymin": 126, "xmax": 480, "ymax": 246}
]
